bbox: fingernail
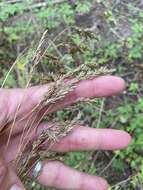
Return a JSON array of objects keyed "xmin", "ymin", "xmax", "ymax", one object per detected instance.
[
  {"xmin": 31, "ymin": 161, "xmax": 43, "ymax": 179},
  {"xmin": 9, "ymin": 184, "xmax": 23, "ymax": 190}
]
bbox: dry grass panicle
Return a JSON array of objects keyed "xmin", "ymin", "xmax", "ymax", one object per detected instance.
[{"xmin": 11, "ymin": 29, "xmax": 115, "ymax": 184}]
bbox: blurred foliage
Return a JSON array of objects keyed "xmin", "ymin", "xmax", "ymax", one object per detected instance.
[{"xmin": 0, "ymin": 0, "xmax": 143, "ymax": 189}]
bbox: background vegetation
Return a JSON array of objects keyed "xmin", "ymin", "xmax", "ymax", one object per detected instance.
[{"xmin": 0, "ymin": 0, "xmax": 143, "ymax": 189}]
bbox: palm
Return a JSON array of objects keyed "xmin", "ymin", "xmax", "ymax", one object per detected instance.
[{"xmin": 0, "ymin": 76, "xmax": 131, "ymax": 190}]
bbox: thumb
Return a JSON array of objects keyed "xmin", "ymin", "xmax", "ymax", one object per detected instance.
[
  {"xmin": 0, "ymin": 157, "xmax": 7, "ymax": 185},
  {"xmin": 0, "ymin": 162, "xmax": 25, "ymax": 190}
]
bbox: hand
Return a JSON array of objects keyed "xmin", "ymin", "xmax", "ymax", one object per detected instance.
[{"xmin": 0, "ymin": 76, "xmax": 131, "ymax": 190}]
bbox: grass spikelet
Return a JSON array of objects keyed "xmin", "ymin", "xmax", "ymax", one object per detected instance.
[{"xmin": 14, "ymin": 29, "xmax": 115, "ymax": 184}]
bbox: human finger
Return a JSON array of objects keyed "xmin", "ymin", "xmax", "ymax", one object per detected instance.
[
  {"xmin": 31, "ymin": 160, "xmax": 108, "ymax": 190},
  {"xmin": 0, "ymin": 76, "xmax": 125, "ymax": 129},
  {"xmin": 0, "ymin": 163, "xmax": 25, "ymax": 190},
  {"xmin": 36, "ymin": 125, "xmax": 131, "ymax": 152}
]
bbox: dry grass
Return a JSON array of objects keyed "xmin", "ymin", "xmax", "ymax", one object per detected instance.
[{"xmin": 3, "ymin": 29, "xmax": 114, "ymax": 185}]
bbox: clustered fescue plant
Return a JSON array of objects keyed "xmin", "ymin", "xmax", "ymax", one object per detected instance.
[{"xmin": 11, "ymin": 29, "xmax": 114, "ymax": 185}]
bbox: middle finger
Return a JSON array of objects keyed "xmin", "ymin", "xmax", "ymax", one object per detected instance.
[{"xmin": 4, "ymin": 124, "xmax": 131, "ymax": 163}]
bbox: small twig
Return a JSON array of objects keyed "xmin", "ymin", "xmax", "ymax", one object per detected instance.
[
  {"xmin": 111, "ymin": 176, "xmax": 132, "ymax": 188},
  {"xmin": 4, "ymin": 0, "xmax": 67, "ymax": 10},
  {"xmin": 4, "ymin": 0, "xmax": 22, "ymax": 3},
  {"xmin": 99, "ymin": 154, "xmax": 118, "ymax": 175},
  {"xmin": 96, "ymin": 98, "xmax": 105, "ymax": 128}
]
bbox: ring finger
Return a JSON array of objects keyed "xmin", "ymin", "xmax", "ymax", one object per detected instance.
[{"xmin": 30, "ymin": 160, "xmax": 108, "ymax": 190}]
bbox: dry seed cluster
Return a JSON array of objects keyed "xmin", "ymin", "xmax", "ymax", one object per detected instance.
[{"xmin": 14, "ymin": 29, "xmax": 114, "ymax": 184}]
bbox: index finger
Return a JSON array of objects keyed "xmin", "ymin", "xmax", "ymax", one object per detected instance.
[
  {"xmin": 0, "ymin": 76, "xmax": 125, "ymax": 126},
  {"xmin": 49, "ymin": 75, "xmax": 125, "ymax": 112}
]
